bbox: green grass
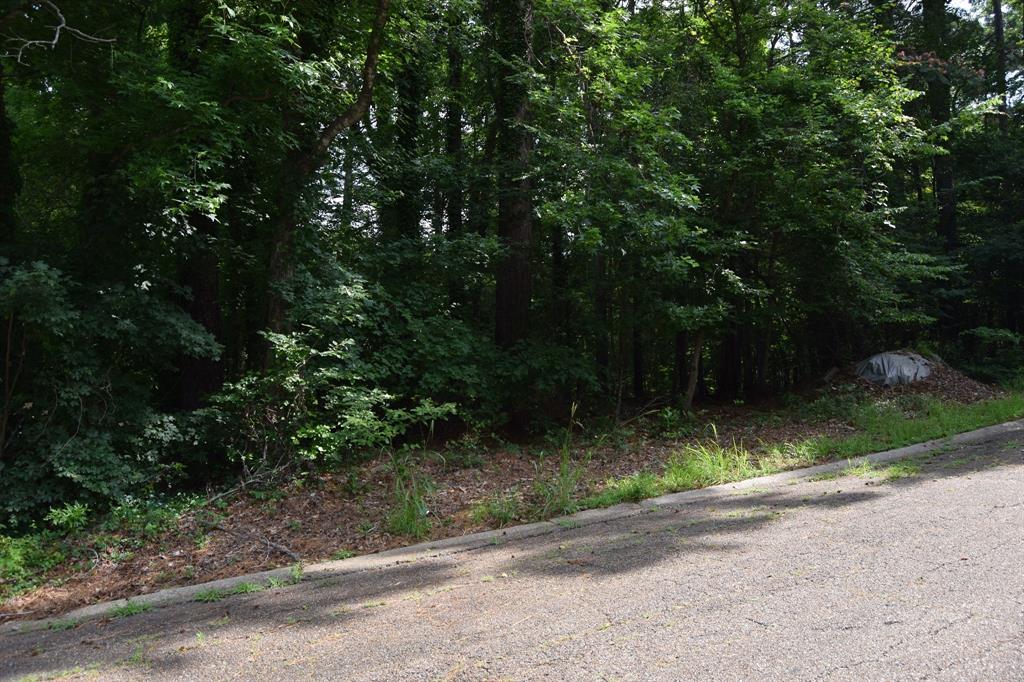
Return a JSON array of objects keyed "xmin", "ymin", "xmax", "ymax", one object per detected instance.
[
  {"xmin": 581, "ymin": 472, "xmax": 661, "ymax": 508},
  {"xmin": 470, "ymin": 492, "xmax": 522, "ymax": 526},
  {"xmin": 230, "ymin": 581, "xmax": 265, "ymax": 594},
  {"xmin": 533, "ymin": 448, "xmax": 584, "ymax": 518},
  {"xmin": 330, "ymin": 549, "xmax": 357, "ymax": 560},
  {"xmin": 386, "ymin": 462, "xmax": 434, "ymax": 539},
  {"xmin": 808, "ymin": 394, "xmax": 1024, "ymax": 460},
  {"xmin": 571, "ymin": 394, "xmax": 1023, "ymax": 515},
  {"xmin": 108, "ymin": 601, "xmax": 151, "ymax": 618},
  {"xmin": 663, "ymin": 441, "xmax": 760, "ymax": 491},
  {"xmin": 193, "ymin": 588, "xmax": 228, "ymax": 603},
  {"xmin": 46, "ymin": 618, "xmax": 79, "ymax": 631}
]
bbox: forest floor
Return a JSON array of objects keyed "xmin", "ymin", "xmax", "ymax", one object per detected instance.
[{"xmin": 1, "ymin": 363, "xmax": 1020, "ymax": 622}]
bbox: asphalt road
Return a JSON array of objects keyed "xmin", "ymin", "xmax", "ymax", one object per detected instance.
[{"xmin": 3, "ymin": 429, "xmax": 1022, "ymax": 681}]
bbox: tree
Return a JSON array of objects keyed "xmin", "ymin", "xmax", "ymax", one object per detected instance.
[
  {"xmin": 922, "ymin": 0, "xmax": 958, "ymax": 250},
  {"xmin": 492, "ymin": 0, "xmax": 534, "ymax": 348}
]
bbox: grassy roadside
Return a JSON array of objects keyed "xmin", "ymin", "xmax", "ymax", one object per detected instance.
[
  {"xmin": 562, "ymin": 394, "xmax": 1024, "ymax": 514},
  {"xmin": 3, "ymin": 390, "xmax": 1022, "ymax": 617}
]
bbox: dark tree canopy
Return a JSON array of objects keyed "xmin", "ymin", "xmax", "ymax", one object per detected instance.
[{"xmin": 0, "ymin": 0, "xmax": 1021, "ymax": 525}]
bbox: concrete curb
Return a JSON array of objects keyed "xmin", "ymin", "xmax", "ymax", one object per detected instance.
[{"xmin": 4, "ymin": 418, "xmax": 1021, "ymax": 636}]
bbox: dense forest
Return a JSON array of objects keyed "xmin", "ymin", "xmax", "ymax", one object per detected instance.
[{"xmin": 0, "ymin": 0, "xmax": 1021, "ymax": 528}]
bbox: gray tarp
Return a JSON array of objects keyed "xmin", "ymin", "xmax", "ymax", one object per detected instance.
[{"xmin": 855, "ymin": 351, "xmax": 932, "ymax": 387}]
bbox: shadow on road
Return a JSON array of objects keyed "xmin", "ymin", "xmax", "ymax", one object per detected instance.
[{"xmin": 2, "ymin": 429, "xmax": 1020, "ymax": 680}]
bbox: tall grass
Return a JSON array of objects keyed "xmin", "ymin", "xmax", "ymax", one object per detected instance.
[{"xmin": 573, "ymin": 393, "xmax": 1024, "ymax": 514}]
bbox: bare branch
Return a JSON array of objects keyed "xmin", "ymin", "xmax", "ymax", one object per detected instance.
[{"xmin": 3, "ymin": 0, "xmax": 115, "ymax": 64}]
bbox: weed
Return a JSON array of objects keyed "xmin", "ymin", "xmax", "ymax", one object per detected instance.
[
  {"xmin": 194, "ymin": 588, "xmax": 228, "ymax": 603},
  {"xmin": 289, "ymin": 563, "xmax": 304, "ymax": 584},
  {"xmin": 109, "ymin": 601, "xmax": 151, "ymax": 618},
  {"xmin": 437, "ymin": 433, "xmax": 487, "ymax": 470},
  {"xmin": 0, "ymin": 534, "xmax": 65, "ymax": 600},
  {"xmin": 331, "ymin": 549, "xmax": 357, "ymax": 560},
  {"xmin": 470, "ymin": 492, "xmax": 522, "ymax": 526},
  {"xmin": 44, "ymin": 503, "xmax": 90, "ymax": 532},
  {"xmin": 881, "ymin": 462, "xmax": 921, "ymax": 480},
  {"xmin": 46, "ymin": 618, "xmax": 79, "ymax": 631},
  {"xmin": 123, "ymin": 642, "xmax": 150, "ymax": 667},
  {"xmin": 249, "ymin": 488, "xmax": 286, "ymax": 502},
  {"xmin": 663, "ymin": 440, "xmax": 758, "ymax": 491},
  {"xmin": 231, "ymin": 581, "xmax": 265, "ymax": 594},
  {"xmin": 343, "ymin": 469, "xmax": 367, "ymax": 496},
  {"xmin": 582, "ymin": 472, "xmax": 662, "ymax": 508},
  {"xmin": 654, "ymin": 407, "xmax": 695, "ymax": 438},
  {"xmin": 844, "ymin": 461, "xmax": 877, "ymax": 478},
  {"xmin": 386, "ymin": 456, "xmax": 434, "ymax": 538},
  {"xmin": 266, "ymin": 576, "xmax": 288, "ymax": 589}
]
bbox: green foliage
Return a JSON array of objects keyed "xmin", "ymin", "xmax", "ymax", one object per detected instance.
[
  {"xmin": 0, "ymin": 534, "xmax": 65, "ymax": 600},
  {"xmin": 0, "ymin": 0, "xmax": 1019, "ymax": 544},
  {"xmin": 0, "ymin": 259, "xmax": 219, "ymax": 526},
  {"xmin": 206, "ymin": 273, "xmax": 456, "ymax": 474},
  {"xmin": 44, "ymin": 503, "xmax": 90, "ymax": 533}
]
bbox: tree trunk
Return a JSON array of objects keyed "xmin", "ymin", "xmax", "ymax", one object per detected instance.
[
  {"xmin": 380, "ymin": 58, "xmax": 425, "ymax": 242},
  {"xmin": 169, "ymin": 0, "xmax": 224, "ymax": 408},
  {"xmin": 445, "ymin": 14, "xmax": 464, "ymax": 235},
  {"xmin": 993, "ymin": 0, "xmax": 1008, "ymax": 128},
  {"xmin": 593, "ymin": 251, "xmax": 610, "ymax": 390},
  {"xmin": 683, "ymin": 330, "xmax": 704, "ymax": 412},
  {"xmin": 922, "ymin": 0, "xmax": 957, "ymax": 250},
  {"xmin": 632, "ymin": 299, "xmax": 645, "ymax": 400},
  {"xmin": 493, "ymin": 0, "xmax": 534, "ymax": 348},
  {"xmin": 716, "ymin": 331, "xmax": 741, "ymax": 400},
  {"xmin": 0, "ymin": 63, "xmax": 20, "ymax": 255},
  {"xmin": 178, "ymin": 220, "xmax": 224, "ymax": 409},
  {"xmin": 671, "ymin": 330, "xmax": 687, "ymax": 403}
]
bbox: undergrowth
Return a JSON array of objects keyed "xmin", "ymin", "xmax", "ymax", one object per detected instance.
[{"xmin": 3, "ymin": 392, "xmax": 1021, "ymax": 611}]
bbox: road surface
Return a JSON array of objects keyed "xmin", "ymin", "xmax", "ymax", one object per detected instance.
[{"xmin": 2, "ymin": 428, "xmax": 1022, "ymax": 681}]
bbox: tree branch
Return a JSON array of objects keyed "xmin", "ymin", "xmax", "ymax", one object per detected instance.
[
  {"xmin": 3, "ymin": 0, "xmax": 115, "ymax": 64},
  {"xmin": 298, "ymin": 0, "xmax": 390, "ymax": 176}
]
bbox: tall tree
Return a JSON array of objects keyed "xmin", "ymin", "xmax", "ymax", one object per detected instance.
[
  {"xmin": 0, "ymin": 62, "xmax": 18, "ymax": 254},
  {"xmin": 168, "ymin": 0, "xmax": 224, "ymax": 409},
  {"xmin": 993, "ymin": 0, "xmax": 1008, "ymax": 126},
  {"xmin": 492, "ymin": 0, "xmax": 534, "ymax": 347},
  {"xmin": 922, "ymin": 0, "xmax": 958, "ymax": 250},
  {"xmin": 265, "ymin": 0, "xmax": 391, "ymax": 336}
]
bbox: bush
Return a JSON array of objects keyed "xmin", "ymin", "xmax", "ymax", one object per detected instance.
[
  {"xmin": 0, "ymin": 534, "xmax": 65, "ymax": 599},
  {"xmin": 0, "ymin": 259, "xmax": 219, "ymax": 527},
  {"xmin": 204, "ymin": 272, "xmax": 456, "ymax": 475}
]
